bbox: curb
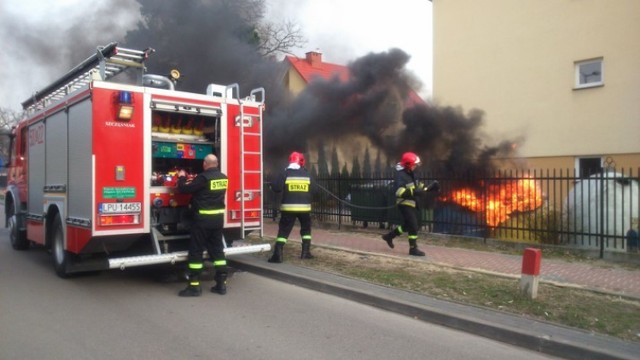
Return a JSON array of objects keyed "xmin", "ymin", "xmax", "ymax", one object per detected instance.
[{"xmin": 229, "ymin": 254, "xmax": 640, "ymax": 360}]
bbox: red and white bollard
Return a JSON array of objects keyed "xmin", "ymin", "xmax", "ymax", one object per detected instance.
[{"xmin": 519, "ymin": 248, "xmax": 541, "ymax": 299}]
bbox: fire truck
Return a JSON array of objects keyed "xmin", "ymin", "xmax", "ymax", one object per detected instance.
[{"xmin": 1, "ymin": 43, "xmax": 270, "ymax": 277}]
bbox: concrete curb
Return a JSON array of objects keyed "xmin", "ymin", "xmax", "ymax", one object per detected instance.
[{"xmin": 229, "ymin": 254, "xmax": 640, "ymax": 360}]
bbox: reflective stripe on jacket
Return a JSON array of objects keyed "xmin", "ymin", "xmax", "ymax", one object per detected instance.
[
  {"xmin": 178, "ymin": 169, "xmax": 228, "ymax": 221},
  {"xmin": 273, "ymin": 167, "xmax": 312, "ymax": 212},
  {"xmin": 394, "ymin": 169, "xmax": 419, "ymax": 208}
]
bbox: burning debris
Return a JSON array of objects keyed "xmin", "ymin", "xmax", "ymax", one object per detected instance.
[{"xmin": 444, "ymin": 178, "xmax": 543, "ymax": 227}]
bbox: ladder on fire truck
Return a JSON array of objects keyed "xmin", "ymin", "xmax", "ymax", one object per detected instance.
[
  {"xmin": 22, "ymin": 42, "xmax": 153, "ymax": 113},
  {"xmin": 227, "ymin": 84, "xmax": 266, "ymax": 239}
]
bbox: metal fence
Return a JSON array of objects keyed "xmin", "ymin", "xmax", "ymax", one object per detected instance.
[{"xmin": 264, "ymin": 168, "xmax": 640, "ymax": 255}]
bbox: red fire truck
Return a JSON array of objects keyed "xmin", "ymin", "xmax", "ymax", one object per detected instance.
[{"xmin": 1, "ymin": 43, "xmax": 269, "ymax": 277}]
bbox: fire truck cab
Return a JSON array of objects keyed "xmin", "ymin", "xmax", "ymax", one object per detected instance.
[{"xmin": 1, "ymin": 43, "xmax": 269, "ymax": 277}]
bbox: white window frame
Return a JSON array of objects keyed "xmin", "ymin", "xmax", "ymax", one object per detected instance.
[{"xmin": 574, "ymin": 58, "xmax": 603, "ymax": 89}]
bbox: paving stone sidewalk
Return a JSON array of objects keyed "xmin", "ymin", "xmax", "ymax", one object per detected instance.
[{"xmin": 260, "ymin": 221, "xmax": 640, "ymax": 299}]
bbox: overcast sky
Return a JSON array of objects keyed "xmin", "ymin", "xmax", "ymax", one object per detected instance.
[
  {"xmin": 0, "ymin": 0, "xmax": 432, "ymax": 111},
  {"xmin": 267, "ymin": 0, "xmax": 433, "ymax": 95}
]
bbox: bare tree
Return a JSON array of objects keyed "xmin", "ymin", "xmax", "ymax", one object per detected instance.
[
  {"xmin": 256, "ymin": 19, "xmax": 306, "ymax": 57},
  {"xmin": 0, "ymin": 107, "xmax": 21, "ymax": 130},
  {"xmin": 220, "ymin": 0, "xmax": 305, "ymax": 57},
  {"xmin": 0, "ymin": 107, "xmax": 21, "ymax": 165}
]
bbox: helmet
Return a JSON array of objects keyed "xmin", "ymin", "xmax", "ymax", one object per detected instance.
[
  {"xmin": 400, "ymin": 152, "xmax": 421, "ymax": 168},
  {"xmin": 288, "ymin": 151, "xmax": 305, "ymax": 167}
]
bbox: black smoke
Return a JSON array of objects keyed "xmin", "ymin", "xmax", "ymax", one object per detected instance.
[
  {"xmin": 123, "ymin": 0, "xmax": 284, "ymax": 101},
  {"xmin": 264, "ymin": 47, "xmax": 521, "ymax": 174},
  {"xmin": 0, "ymin": 0, "xmax": 141, "ymax": 108},
  {"xmin": 3, "ymin": 0, "xmax": 522, "ymax": 175}
]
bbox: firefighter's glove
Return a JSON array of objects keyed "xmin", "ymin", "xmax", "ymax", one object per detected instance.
[{"xmin": 425, "ymin": 180, "xmax": 440, "ymax": 193}]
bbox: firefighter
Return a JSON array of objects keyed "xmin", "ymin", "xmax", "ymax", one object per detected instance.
[
  {"xmin": 268, "ymin": 151, "xmax": 313, "ymax": 263},
  {"xmin": 382, "ymin": 152, "xmax": 439, "ymax": 256},
  {"xmin": 176, "ymin": 154, "xmax": 229, "ymax": 297}
]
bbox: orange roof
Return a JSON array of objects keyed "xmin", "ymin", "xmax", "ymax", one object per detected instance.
[
  {"xmin": 285, "ymin": 54, "xmax": 349, "ymax": 83},
  {"xmin": 284, "ymin": 52, "xmax": 426, "ymax": 107}
]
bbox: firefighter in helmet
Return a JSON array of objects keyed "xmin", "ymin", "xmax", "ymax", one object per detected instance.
[
  {"xmin": 268, "ymin": 151, "xmax": 314, "ymax": 263},
  {"xmin": 382, "ymin": 152, "xmax": 439, "ymax": 256},
  {"xmin": 176, "ymin": 154, "xmax": 229, "ymax": 297}
]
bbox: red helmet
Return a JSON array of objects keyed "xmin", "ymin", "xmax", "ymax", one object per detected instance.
[
  {"xmin": 400, "ymin": 152, "xmax": 421, "ymax": 168},
  {"xmin": 289, "ymin": 151, "xmax": 305, "ymax": 167}
]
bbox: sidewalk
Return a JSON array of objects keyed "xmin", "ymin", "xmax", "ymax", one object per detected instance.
[{"xmin": 260, "ymin": 221, "xmax": 640, "ymax": 299}]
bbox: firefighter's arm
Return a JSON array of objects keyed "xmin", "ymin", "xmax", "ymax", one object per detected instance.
[
  {"xmin": 424, "ymin": 180, "xmax": 440, "ymax": 192},
  {"xmin": 396, "ymin": 184, "xmax": 414, "ymax": 199},
  {"xmin": 271, "ymin": 172, "xmax": 286, "ymax": 193},
  {"xmin": 177, "ymin": 173, "xmax": 206, "ymax": 193},
  {"xmin": 416, "ymin": 180, "xmax": 440, "ymax": 193}
]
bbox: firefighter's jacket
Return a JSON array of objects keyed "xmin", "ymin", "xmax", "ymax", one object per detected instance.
[
  {"xmin": 272, "ymin": 165, "xmax": 312, "ymax": 212},
  {"xmin": 177, "ymin": 168, "xmax": 228, "ymax": 223},
  {"xmin": 393, "ymin": 164, "xmax": 424, "ymax": 208}
]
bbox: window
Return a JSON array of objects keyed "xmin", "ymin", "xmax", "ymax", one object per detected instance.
[
  {"xmin": 577, "ymin": 157, "xmax": 602, "ymax": 178},
  {"xmin": 574, "ymin": 58, "xmax": 603, "ymax": 89}
]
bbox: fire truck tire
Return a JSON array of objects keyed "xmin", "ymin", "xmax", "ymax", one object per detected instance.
[
  {"xmin": 8, "ymin": 203, "xmax": 28, "ymax": 250},
  {"xmin": 52, "ymin": 213, "xmax": 72, "ymax": 278}
]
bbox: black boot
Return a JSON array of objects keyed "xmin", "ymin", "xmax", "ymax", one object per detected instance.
[
  {"xmin": 211, "ymin": 272, "xmax": 228, "ymax": 295},
  {"xmin": 301, "ymin": 240, "xmax": 314, "ymax": 259},
  {"xmin": 179, "ymin": 285, "xmax": 202, "ymax": 297},
  {"xmin": 268, "ymin": 242, "xmax": 284, "ymax": 263},
  {"xmin": 408, "ymin": 239, "xmax": 425, "ymax": 256},
  {"xmin": 179, "ymin": 275, "xmax": 202, "ymax": 297},
  {"xmin": 382, "ymin": 230, "xmax": 397, "ymax": 248}
]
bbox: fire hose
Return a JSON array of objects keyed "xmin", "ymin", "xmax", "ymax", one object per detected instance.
[
  {"xmin": 314, "ymin": 183, "xmax": 396, "ymax": 209},
  {"xmin": 266, "ymin": 181, "xmax": 439, "ymax": 210}
]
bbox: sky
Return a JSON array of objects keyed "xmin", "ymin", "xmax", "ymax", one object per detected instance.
[
  {"xmin": 0, "ymin": 0, "xmax": 433, "ymax": 112},
  {"xmin": 266, "ymin": 0, "xmax": 433, "ymax": 96}
]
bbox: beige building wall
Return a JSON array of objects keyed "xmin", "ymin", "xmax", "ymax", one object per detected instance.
[
  {"xmin": 284, "ymin": 67, "xmax": 307, "ymax": 96},
  {"xmin": 433, "ymin": 0, "xmax": 640, "ymax": 171}
]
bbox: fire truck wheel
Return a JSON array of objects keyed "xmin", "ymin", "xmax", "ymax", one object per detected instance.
[
  {"xmin": 8, "ymin": 203, "xmax": 29, "ymax": 251},
  {"xmin": 52, "ymin": 213, "xmax": 72, "ymax": 278}
]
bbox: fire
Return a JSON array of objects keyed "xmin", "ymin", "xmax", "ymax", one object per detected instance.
[{"xmin": 447, "ymin": 178, "xmax": 543, "ymax": 227}]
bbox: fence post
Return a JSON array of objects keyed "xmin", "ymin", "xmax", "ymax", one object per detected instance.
[
  {"xmin": 599, "ymin": 171, "xmax": 605, "ymax": 259},
  {"xmin": 337, "ymin": 177, "xmax": 342, "ymax": 230}
]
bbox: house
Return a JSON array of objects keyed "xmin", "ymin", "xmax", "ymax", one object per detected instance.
[
  {"xmin": 280, "ymin": 50, "xmax": 427, "ymax": 168},
  {"xmin": 432, "ymin": 0, "xmax": 640, "ymax": 176},
  {"xmin": 282, "ymin": 50, "xmax": 349, "ymax": 96},
  {"xmin": 283, "ymin": 50, "xmax": 425, "ymax": 106}
]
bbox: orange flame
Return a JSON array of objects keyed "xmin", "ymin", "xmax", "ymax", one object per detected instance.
[{"xmin": 447, "ymin": 178, "xmax": 543, "ymax": 227}]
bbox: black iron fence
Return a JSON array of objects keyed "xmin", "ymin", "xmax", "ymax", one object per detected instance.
[{"xmin": 264, "ymin": 168, "xmax": 640, "ymax": 255}]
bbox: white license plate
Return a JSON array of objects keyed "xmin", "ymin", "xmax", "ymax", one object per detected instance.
[{"xmin": 100, "ymin": 202, "xmax": 142, "ymax": 214}]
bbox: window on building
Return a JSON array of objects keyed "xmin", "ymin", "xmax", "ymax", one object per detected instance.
[
  {"xmin": 574, "ymin": 58, "xmax": 603, "ymax": 89},
  {"xmin": 577, "ymin": 157, "xmax": 602, "ymax": 178}
]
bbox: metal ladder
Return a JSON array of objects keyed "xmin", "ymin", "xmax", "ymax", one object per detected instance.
[
  {"xmin": 22, "ymin": 42, "xmax": 153, "ymax": 112},
  {"xmin": 227, "ymin": 84, "xmax": 266, "ymax": 239}
]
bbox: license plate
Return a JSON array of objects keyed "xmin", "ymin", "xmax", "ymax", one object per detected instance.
[{"xmin": 100, "ymin": 202, "xmax": 142, "ymax": 214}]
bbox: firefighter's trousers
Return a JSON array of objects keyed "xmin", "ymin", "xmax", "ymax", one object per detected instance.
[
  {"xmin": 276, "ymin": 211, "xmax": 311, "ymax": 242},
  {"xmin": 397, "ymin": 205, "xmax": 419, "ymax": 237},
  {"xmin": 187, "ymin": 217, "xmax": 227, "ymax": 281}
]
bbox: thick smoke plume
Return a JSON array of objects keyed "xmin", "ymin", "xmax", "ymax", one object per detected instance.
[
  {"xmin": 265, "ymin": 48, "xmax": 521, "ymax": 174},
  {"xmin": 123, "ymin": 0, "xmax": 284, "ymax": 104},
  {"xmin": 2, "ymin": 0, "xmax": 521, "ymax": 176},
  {"xmin": 0, "ymin": 0, "xmax": 141, "ymax": 109}
]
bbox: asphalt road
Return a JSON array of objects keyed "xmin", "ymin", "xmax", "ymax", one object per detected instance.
[{"xmin": 0, "ymin": 231, "xmax": 556, "ymax": 360}]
